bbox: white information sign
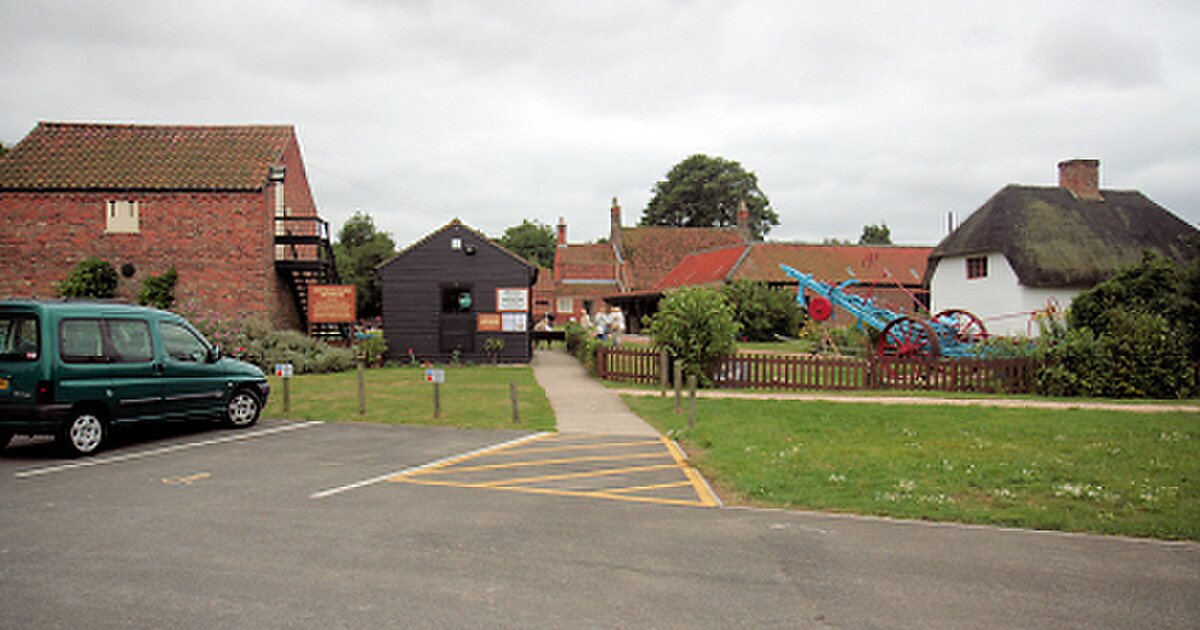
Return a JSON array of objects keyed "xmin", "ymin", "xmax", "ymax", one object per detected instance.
[
  {"xmin": 424, "ymin": 368, "xmax": 445, "ymax": 384},
  {"xmin": 496, "ymin": 288, "xmax": 529, "ymax": 312},
  {"xmin": 274, "ymin": 363, "xmax": 294, "ymax": 379},
  {"xmin": 501, "ymin": 312, "xmax": 527, "ymax": 332}
]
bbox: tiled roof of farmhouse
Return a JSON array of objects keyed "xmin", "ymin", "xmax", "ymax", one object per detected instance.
[
  {"xmin": 656, "ymin": 243, "xmax": 933, "ymax": 291},
  {"xmin": 556, "ymin": 243, "xmax": 618, "ymax": 281},
  {"xmin": 0, "ymin": 122, "xmax": 295, "ymax": 191},
  {"xmin": 928, "ymin": 185, "xmax": 1200, "ymax": 288},
  {"xmin": 619, "ymin": 226, "xmax": 746, "ymax": 289},
  {"xmin": 735, "ymin": 243, "xmax": 933, "ymax": 286}
]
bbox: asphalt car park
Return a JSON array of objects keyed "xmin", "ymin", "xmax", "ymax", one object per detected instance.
[{"xmin": 2, "ymin": 419, "xmax": 1198, "ymax": 629}]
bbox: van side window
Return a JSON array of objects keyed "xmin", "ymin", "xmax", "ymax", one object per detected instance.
[
  {"xmin": 160, "ymin": 322, "xmax": 209, "ymax": 362},
  {"xmin": 60, "ymin": 319, "xmax": 106, "ymax": 363},
  {"xmin": 0, "ymin": 314, "xmax": 39, "ymax": 361},
  {"xmin": 106, "ymin": 319, "xmax": 153, "ymax": 363}
]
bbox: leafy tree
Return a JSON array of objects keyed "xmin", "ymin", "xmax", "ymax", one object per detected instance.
[
  {"xmin": 859, "ymin": 223, "xmax": 892, "ymax": 245},
  {"xmin": 0, "ymin": 141, "xmax": 8, "ymax": 158},
  {"xmin": 138, "ymin": 267, "xmax": 178, "ymax": 310},
  {"xmin": 641, "ymin": 154, "xmax": 778, "ymax": 239},
  {"xmin": 496, "ymin": 219, "xmax": 555, "ymax": 268},
  {"xmin": 647, "ymin": 286, "xmax": 740, "ymax": 381},
  {"xmin": 722, "ymin": 280, "xmax": 805, "ymax": 341},
  {"xmin": 59, "ymin": 258, "xmax": 118, "ymax": 299},
  {"xmin": 333, "ymin": 212, "xmax": 396, "ymax": 319}
]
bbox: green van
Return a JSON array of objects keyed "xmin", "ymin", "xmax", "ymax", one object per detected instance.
[{"xmin": 0, "ymin": 301, "xmax": 270, "ymax": 456}]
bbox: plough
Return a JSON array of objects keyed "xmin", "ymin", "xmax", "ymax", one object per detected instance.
[{"xmin": 780, "ymin": 264, "xmax": 987, "ymax": 359}]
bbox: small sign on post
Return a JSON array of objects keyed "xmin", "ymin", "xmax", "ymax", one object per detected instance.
[
  {"xmin": 274, "ymin": 363, "xmax": 294, "ymax": 413},
  {"xmin": 425, "ymin": 369, "xmax": 445, "ymax": 419}
]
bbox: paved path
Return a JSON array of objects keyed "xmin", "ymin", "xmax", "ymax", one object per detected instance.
[{"xmin": 531, "ymin": 349, "xmax": 660, "ymax": 436}]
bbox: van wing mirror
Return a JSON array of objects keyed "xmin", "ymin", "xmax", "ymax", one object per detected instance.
[{"xmin": 207, "ymin": 345, "xmax": 222, "ymax": 363}]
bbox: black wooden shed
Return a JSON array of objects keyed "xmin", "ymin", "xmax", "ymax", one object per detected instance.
[{"xmin": 378, "ymin": 219, "xmax": 537, "ymax": 364}]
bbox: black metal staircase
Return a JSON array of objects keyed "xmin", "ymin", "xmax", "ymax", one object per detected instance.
[{"xmin": 274, "ymin": 216, "xmax": 348, "ymax": 338}]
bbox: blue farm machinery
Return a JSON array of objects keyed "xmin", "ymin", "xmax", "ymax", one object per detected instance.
[{"xmin": 780, "ymin": 264, "xmax": 987, "ymax": 359}]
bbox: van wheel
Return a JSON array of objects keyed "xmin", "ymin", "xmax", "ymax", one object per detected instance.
[
  {"xmin": 226, "ymin": 390, "xmax": 261, "ymax": 428},
  {"xmin": 59, "ymin": 411, "xmax": 106, "ymax": 457}
]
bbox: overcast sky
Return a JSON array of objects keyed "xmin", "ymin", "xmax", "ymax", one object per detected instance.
[{"xmin": 2, "ymin": 1, "xmax": 1198, "ymax": 248}]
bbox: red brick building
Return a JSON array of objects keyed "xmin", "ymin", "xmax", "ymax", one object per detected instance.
[
  {"xmin": 0, "ymin": 122, "xmax": 337, "ymax": 330},
  {"xmin": 551, "ymin": 198, "xmax": 749, "ymax": 329}
]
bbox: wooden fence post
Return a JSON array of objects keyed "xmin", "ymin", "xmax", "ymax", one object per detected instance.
[
  {"xmin": 659, "ymin": 349, "xmax": 669, "ymax": 396},
  {"xmin": 674, "ymin": 363, "xmax": 683, "ymax": 415},
  {"xmin": 687, "ymin": 374, "xmax": 697, "ymax": 430}
]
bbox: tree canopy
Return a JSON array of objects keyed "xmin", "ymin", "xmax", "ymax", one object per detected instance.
[
  {"xmin": 334, "ymin": 211, "xmax": 396, "ymax": 319},
  {"xmin": 640, "ymin": 154, "xmax": 778, "ymax": 239},
  {"xmin": 859, "ymin": 223, "xmax": 892, "ymax": 245},
  {"xmin": 496, "ymin": 219, "xmax": 555, "ymax": 268}
]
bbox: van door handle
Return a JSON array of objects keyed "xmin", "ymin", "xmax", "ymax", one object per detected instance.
[{"xmin": 153, "ymin": 363, "xmax": 164, "ymax": 374}]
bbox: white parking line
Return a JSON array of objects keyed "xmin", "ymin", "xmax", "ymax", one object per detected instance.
[
  {"xmin": 310, "ymin": 432, "xmax": 552, "ymax": 500},
  {"xmin": 14, "ymin": 421, "xmax": 324, "ymax": 479}
]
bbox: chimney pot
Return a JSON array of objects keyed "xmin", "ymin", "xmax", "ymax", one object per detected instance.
[
  {"xmin": 1057, "ymin": 159, "xmax": 1102, "ymax": 201},
  {"xmin": 610, "ymin": 197, "xmax": 622, "ymax": 252},
  {"xmin": 737, "ymin": 200, "xmax": 752, "ymax": 242},
  {"xmin": 557, "ymin": 216, "xmax": 567, "ymax": 247}
]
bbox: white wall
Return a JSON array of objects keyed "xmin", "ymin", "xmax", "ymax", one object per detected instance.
[{"xmin": 930, "ymin": 252, "xmax": 1082, "ymax": 337}]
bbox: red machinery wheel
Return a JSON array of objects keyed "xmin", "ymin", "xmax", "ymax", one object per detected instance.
[
  {"xmin": 808, "ymin": 296, "xmax": 833, "ymax": 322},
  {"xmin": 877, "ymin": 317, "xmax": 940, "ymax": 359},
  {"xmin": 934, "ymin": 309, "xmax": 987, "ymax": 343}
]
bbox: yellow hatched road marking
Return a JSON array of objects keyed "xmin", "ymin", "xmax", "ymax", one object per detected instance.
[
  {"xmin": 387, "ymin": 433, "xmax": 720, "ymax": 508},
  {"xmin": 503, "ymin": 439, "xmax": 661, "ymax": 455},
  {"xmin": 398, "ymin": 479, "xmax": 711, "ymax": 507},
  {"xmin": 475, "ymin": 463, "xmax": 679, "ymax": 487},
  {"xmin": 416, "ymin": 451, "xmax": 667, "ymax": 475}
]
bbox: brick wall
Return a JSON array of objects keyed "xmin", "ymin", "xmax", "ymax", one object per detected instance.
[{"xmin": 0, "ymin": 188, "xmax": 301, "ymax": 327}]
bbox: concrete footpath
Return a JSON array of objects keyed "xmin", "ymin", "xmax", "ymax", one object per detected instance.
[{"xmin": 531, "ymin": 349, "xmax": 660, "ymax": 436}]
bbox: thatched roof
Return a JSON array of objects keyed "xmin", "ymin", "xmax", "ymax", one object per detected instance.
[{"xmin": 928, "ymin": 185, "xmax": 1199, "ymax": 288}]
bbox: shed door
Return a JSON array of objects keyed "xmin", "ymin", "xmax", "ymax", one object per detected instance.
[{"xmin": 439, "ymin": 286, "xmax": 474, "ymax": 354}]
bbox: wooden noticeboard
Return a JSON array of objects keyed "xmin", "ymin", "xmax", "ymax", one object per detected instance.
[
  {"xmin": 308, "ymin": 285, "xmax": 357, "ymax": 324},
  {"xmin": 477, "ymin": 313, "xmax": 502, "ymax": 332}
]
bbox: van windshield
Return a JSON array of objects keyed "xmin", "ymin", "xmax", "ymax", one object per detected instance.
[{"xmin": 0, "ymin": 314, "xmax": 40, "ymax": 361}]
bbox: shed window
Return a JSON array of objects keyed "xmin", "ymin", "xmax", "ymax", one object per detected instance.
[
  {"xmin": 105, "ymin": 200, "xmax": 139, "ymax": 233},
  {"xmin": 966, "ymin": 256, "xmax": 988, "ymax": 280},
  {"xmin": 442, "ymin": 287, "xmax": 474, "ymax": 313}
]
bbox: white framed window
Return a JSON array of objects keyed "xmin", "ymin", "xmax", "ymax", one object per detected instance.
[
  {"xmin": 556, "ymin": 297, "xmax": 574, "ymax": 314},
  {"xmin": 105, "ymin": 200, "xmax": 139, "ymax": 233}
]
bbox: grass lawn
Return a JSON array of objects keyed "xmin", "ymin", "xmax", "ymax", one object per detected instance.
[
  {"xmin": 263, "ymin": 365, "xmax": 555, "ymax": 431},
  {"xmin": 625, "ymin": 396, "xmax": 1200, "ymax": 540}
]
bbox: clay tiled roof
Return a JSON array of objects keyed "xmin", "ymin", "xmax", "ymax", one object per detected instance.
[
  {"xmin": 735, "ymin": 243, "xmax": 932, "ymax": 286},
  {"xmin": 619, "ymin": 226, "xmax": 746, "ymax": 289},
  {"xmin": 655, "ymin": 245, "xmax": 748, "ymax": 290},
  {"xmin": 556, "ymin": 243, "xmax": 617, "ymax": 281},
  {"xmin": 0, "ymin": 122, "xmax": 295, "ymax": 191}
]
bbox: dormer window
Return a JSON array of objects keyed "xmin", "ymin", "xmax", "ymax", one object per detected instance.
[
  {"xmin": 105, "ymin": 200, "xmax": 139, "ymax": 233},
  {"xmin": 966, "ymin": 256, "xmax": 988, "ymax": 280}
]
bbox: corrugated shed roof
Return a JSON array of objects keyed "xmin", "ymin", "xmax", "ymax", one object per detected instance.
[
  {"xmin": 620, "ymin": 226, "xmax": 746, "ymax": 289},
  {"xmin": 0, "ymin": 121, "xmax": 295, "ymax": 191},
  {"xmin": 735, "ymin": 243, "xmax": 932, "ymax": 285},
  {"xmin": 929, "ymin": 185, "xmax": 1200, "ymax": 288}
]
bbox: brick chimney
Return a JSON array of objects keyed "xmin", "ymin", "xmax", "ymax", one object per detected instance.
[
  {"xmin": 610, "ymin": 197, "xmax": 622, "ymax": 253},
  {"xmin": 557, "ymin": 216, "xmax": 567, "ymax": 247},
  {"xmin": 736, "ymin": 200, "xmax": 752, "ymax": 242},
  {"xmin": 554, "ymin": 216, "xmax": 567, "ymax": 282},
  {"xmin": 1058, "ymin": 159, "xmax": 1102, "ymax": 201}
]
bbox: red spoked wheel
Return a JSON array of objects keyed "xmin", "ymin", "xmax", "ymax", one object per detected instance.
[
  {"xmin": 877, "ymin": 317, "xmax": 940, "ymax": 359},
  {"xmin": 808, "ymin": 296, "xmax": 833, "ymax": 322},
  {"xmin": 933, "ymin": 309, "xmax": 987, "ymax": 344}
]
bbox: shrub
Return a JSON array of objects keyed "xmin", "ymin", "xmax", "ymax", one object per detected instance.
[
  {"xmin": 182, "ymin": 311, "xmax": 355, "ymax": 374},
  {"xmin": 357, "ymin": 331, "xmax": 388, "ymax": 366},
  {"xmin": 722, "ymin": 280, "xmax": 805, "ymax": 342},
  {"xmin": 563, "ymin": 321, "xmax": 600, "ymax": 374},
  {"xmin": 1035, "ymin": 310, "xmax": 1194, "ymax": 399},
  {"xmin": 59, "ymin": 258, "xmax": 118, "ymax": 299},
  {"xmin": 647, "ymin": 286, "xmax": 740, "ymax": 382},
  {"xmin": 137, "ymin": 267, "xmax": 178, "ymax": 310}
]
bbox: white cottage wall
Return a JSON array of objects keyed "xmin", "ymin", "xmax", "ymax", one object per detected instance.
[{"xmin": 931, "ymin": 252, "xmax": 1081, "ymax": 337}]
